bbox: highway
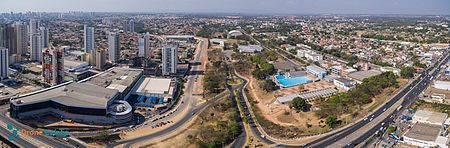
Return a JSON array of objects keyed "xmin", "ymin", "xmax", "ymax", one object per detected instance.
[
  {"xmin": 343, "ymin": 51, "xmax": 450, "ymax": 147},
  {"xmin": 229, "ymin": 82, "xmax": 247, "ymax": 148},
  {"xmin": 0, "ymin": 105, "xmax": 73, "ymax": 148},
  {"xmin": 306, "ymin": 51, "xmax": 449, "ymax": 148}
]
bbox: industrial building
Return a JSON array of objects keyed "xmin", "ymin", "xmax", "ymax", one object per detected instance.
[
  {"xmin": 10, "ymin": 67, "xmax": 143, "ymax": 124},
  {"xmin": 402, "ymin": 110, "xmax": 449, "ymax": 148},
  {"xmin": 134, "ymin": 78, "xmax": 177, "ymax": 100}
]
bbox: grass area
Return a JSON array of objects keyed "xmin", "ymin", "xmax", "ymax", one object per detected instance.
[
  {"xmin": 228, "ymin": 76, "xmax": 243, "ymax": 85},
  {"xmin": 78, "ymin": 130, "xmax": 120, "ymax": 146}
]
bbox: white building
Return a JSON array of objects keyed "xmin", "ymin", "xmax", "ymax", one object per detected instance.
[
  {"xmin": 434, "ymin": 81, "xmax": 450, "ymax": 90},
  {"xmin": 238, "ymin": 45, "xmax": 263, "ymax": 53},
  {"xmin": 333, "ymin": 78, "xmax": 356, "ymax": 91},
  {"xmin": 305, "ymin": 51, "xmax": 323, "ymax": 62},
  {"xmin": 228, "ymin": 30, "xmax": 243, "ymax": 38},
  {"xmin": 30, "ymin": 33, "xmax": 42, "ymax": 62},
  {"xmin": 380, "ymin": 67, "xmax": 400, "ymax": 76},
  {"xmin": 162, "ymin": 45, "xmax": 178, "ymax": 75},
  {"xmin": 0, "ymin": 47, "xmax": 8, "ymax": 80},
  {"xmin": 108, "ymin": 32, "xmax": 120, "ymax": 63},
  {"xmin": 306, "ymin": 65, "xmax": 327, "ymax": 78},
  {"xmin": 138, "ymin": 33, "xmax": 150, "ymax": 58},
  {"xmin": 134, "ymin": 78, "xmax": 177, "ymax": 100},
  {"xmin": 296, "ymin": 49, "xmax": 323, "ymax": 61},
  {"xmin": 83, "ymin": 25, "xmax": 95, "ymax": 53}
]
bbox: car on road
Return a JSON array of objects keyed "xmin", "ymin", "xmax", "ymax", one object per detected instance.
[
  {"xmin": 62, "ymin": 138, "xmax": 69, "ymax": 142},
  {"xmin": 370, "ymin": 118, "xmax": 373, "ymax": 121}
]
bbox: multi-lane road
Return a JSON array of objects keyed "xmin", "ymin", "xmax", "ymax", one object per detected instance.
[{"xmin": 0, "ymin": 104, "xmax": 73, "ymax": 148}]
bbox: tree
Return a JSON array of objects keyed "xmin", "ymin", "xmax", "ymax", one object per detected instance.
[
  {"xmin": 325, "ymin": 116, "xmax": 339, "ymax": 128},
  {"xmin": 400, "ymin": 67, "xmax": 416, "ymax": 78},
  {"xmin": 261, "ymin": 80, "xmax": 276, "ymax": 92},
  {"xmin": 291, "ymin": 97, "xmax": 307, "ymax": 111}
]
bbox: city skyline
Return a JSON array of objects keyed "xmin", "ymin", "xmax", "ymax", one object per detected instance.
[{"xmin": 0, "ymin": 0, "xmax": 450, "ymax": 15}]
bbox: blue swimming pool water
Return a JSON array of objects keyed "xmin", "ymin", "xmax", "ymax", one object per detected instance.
[{"xmin": 275, "ymin": 75, "xmax": 311, "ymax": 87}]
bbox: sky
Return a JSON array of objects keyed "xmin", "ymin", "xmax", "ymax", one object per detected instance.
[{"xmin": 1, "ymin": 0, "xmax": 450, "ymax": 15}]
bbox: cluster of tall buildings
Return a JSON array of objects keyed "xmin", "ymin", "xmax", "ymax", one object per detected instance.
[
  {"xmin": 0, "ymin": 22, "xmax": 27, "ymax": 63},
  {"xmin": 0, "ymin": 19, "xmax": 49, "ymax": 81},
  {"xmin": 123, "ymin": 19, "xmax": 135, "ymax": 33}
]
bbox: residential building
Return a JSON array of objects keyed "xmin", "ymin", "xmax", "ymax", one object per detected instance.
[
  {"xmin": 83, "ymin": 25, "xmax": 95, "ymax": 53},
  {"xmin": 333, "ymin": 78, "xmax": 356, "ymax": 91},
  {"xmin": 95, "ymin": 49, "xmax": 106, "ymax": 70},
  {"xmin": 42, "ymin": 47, "xmax": 64, "ymax": 85},
  {"xmin": 14, "ymin": 22, "xmax": 27, "ymax": 60},
  {"xmin": 86, "ymin": 50, "xmax": 95, "ymax": 67},
  {"xmin": 138, "ymin": 32, "xmax": 150, "ymax": 57},
  {"xmin": 30, "ymin": 33, "xmax": 42, "ymax": 62},
  {"xmin": 123, "ymin": 20, "xmax": 135, "ymax": 32},
  {"xmin": 108, "ymin": 31, "xmax": 120, "ymax": 63},
  {"xmin": 162, "ymin": 45, "xmax": 178, "ymax": 75},
  {"xmin": 29, "ymin": 19, "xmax": 39, "ymax": 34},
  {"xmin": 39, "ymin": 27, "xmax": 49, "ymax": 48},
  {"xmin": 306, "ymin": 65, "xmax": 327, "ymax": 78},
  {"xmin": 0, "ymin": 24, "xmax": 8, "ymax": 49},
  {"xmin": 305, "ymin": 51, "xmax": 323, "ymax": 61},
  {"xmin": 330, "ymin": 65, "xmax": 342, "ymax": 75},
  {"xmin": 297, "ymin": 49, "xmax": 323, "ymax": 61},
  {"xmin": 0, "ymin": 47, "xmax": 8, "ymax": 80}
]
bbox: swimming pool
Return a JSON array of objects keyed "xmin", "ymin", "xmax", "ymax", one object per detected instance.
[{"xmin": 275, "ymin": 75, "xmax": 311, "ymax": 87}]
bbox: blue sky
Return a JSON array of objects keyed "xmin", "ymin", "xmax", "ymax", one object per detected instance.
[{"xmin": 1, "ymin": 0, "xmax": 449, "ymax": 15}]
